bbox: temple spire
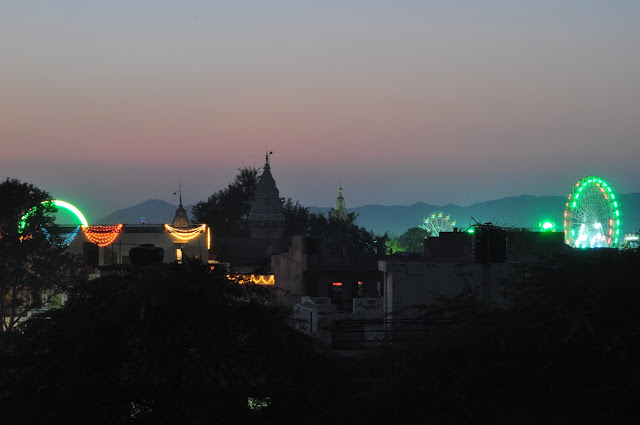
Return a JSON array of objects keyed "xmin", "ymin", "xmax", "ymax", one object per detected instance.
[
  {"xmin": 172, "ymin": 181, "xmax": 190, "ymax": 227},
  {"xmin": 334, "ymin": 180, "xmax": 347, "ymax": 220},
  {"xmin": 249, "ymin": 151, "xmax": 284, "ymax": 238}
]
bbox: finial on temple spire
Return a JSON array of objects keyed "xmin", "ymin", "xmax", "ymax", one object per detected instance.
[
  {"xmin": 335, "ymin": 180, "xmax": 347, "ymax": 220},
  {"xmin": 173, "ymin": 181, "xmax": 183, "ymax": 206},
  {"xmin": 171, "ymin": 180, "xmax": 190, "ymax": 227}
]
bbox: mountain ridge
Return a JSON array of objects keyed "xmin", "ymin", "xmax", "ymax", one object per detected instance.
[
  {"xmin": 97, "ymin": 194, "xmax": 640, "ymax": 236},
  {"xmin": 97, "ymin": 199, "xmax": 195, "ymax": 225}
]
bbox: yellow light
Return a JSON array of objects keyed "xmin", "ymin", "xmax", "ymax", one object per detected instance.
[
  {"xmin": 164, "ymin": 224, "xmax": 206, "ymax": 242},
  {"xmin": 82, "ymin": 224, "xmax": 123, "ymax": 247},
  {"xmin": 207, "ymin": 227, "xmax": 211, "ymax": 250},
  {"xmin": 227, "ymin": 274, "xmax": 275, "ymax": 286}
]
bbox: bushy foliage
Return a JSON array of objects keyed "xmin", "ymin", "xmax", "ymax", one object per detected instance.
[
  {"xmin": 3, "ymin": 266, "xmax": 340, "ymax": 424},
  {"xmin": 191, "ymin": 167, "xmax": 259, "ymax": 239},
  {"xmin": 305, "ymin": 210, "xmax": 387, "ymax": 256},
  {"xmin": 388, "ymin": 226, "xmax": 430, "ymax": 253},
  {"xmin": 0, "ymin": 178, "xmax": 85, "ymax": 332}
]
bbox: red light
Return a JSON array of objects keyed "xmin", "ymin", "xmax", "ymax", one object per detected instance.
[{"xmin": 332, "ymin": 282, "xmax": 342, "ymax": 287}]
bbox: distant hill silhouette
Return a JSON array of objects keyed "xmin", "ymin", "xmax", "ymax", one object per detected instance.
[
  {"xmin": 97, "ymin": 199, "xmax": 194, "ymax": 225},
  {"xmin": 312, "ymin": 193, "xmax": 640, "ymax": 236},
  {"xmin": 98, "ymin": 194, "xmax": 640, "ymax": 237}
]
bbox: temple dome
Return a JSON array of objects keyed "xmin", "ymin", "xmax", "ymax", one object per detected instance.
[
  {"xmin": 172, "ymin": 203, "xmax": 190, "ymax": 227},
  {"xmin": 171, "ymin": 185, "xmax": 190, "ymax": 227}
]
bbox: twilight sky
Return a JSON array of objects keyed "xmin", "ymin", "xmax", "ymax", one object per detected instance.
[{"xmin": 2, "ymin": 1, "xmax": 640, "ymax": 222}]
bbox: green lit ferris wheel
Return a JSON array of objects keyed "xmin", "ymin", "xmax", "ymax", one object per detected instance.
[
  {"xmin": 564, "ymin": 176, "xmax": 622, "ymax": 248},
  {"xmin": 421, "ymin": 211, "xmax": 456, "ymax": 237}
]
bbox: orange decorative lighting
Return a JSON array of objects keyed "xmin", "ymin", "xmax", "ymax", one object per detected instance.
[
  {"xmin": 82, "ymin": 224, "xmax": 123, "ymax": 247},
  {"xmin": 164, "ymin": 224, "xmax": 206, "ymax": 241},
  {"xmin": 227, "ymin": 274, "xmax": 275, "ymax": 286}
]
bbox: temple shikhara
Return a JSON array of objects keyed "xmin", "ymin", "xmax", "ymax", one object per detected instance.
[{"xmin": 249, "ymin": 152, "xmax": 285, "ymax": 239}]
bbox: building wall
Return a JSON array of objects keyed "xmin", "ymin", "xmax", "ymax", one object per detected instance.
[
  {"xmin": 379, "ymin": 260, "xmax": 518, "ymax": 317},
  {"xmin": 271, "ymin": 235, "xmax": 382, "ymax": 309},
  {"xmin": 270, "ymin": 236, "xmax": 306, "ymax": 303},
  {"xmin": 65, "ymin": 225, "xmax": 209, "ymax": 267}
]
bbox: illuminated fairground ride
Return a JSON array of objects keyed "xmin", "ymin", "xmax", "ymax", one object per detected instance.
[
  {"xmin": 563, "ymin": 176, "xmax": 622, "ymax": 248},
  {"xmin": 420, "ymin": 211, "xmax": 456, "ymax": 237}
]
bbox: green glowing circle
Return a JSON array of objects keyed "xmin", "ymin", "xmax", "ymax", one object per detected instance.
[
  {"xmin": 19, "ymin": 199, "xmax": 88, "ymax": 233},
  {"xmin": 563, "ymin": 176, "xmax": 621, "ymax": 248},
  {"xmin": 540, "ymin": 221, "xmax": 555, "ymax": 231}
]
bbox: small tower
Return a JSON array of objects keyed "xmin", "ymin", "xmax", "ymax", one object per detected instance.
[
  {"xmin": 172, "ymin": 182, "xmax": 190, "ymax": 227},
  {"xmin": 249, "ymin": 152, "xmax": 285, "ymax": 238},
  {"xmin": 334, "ymin": 181, "xmax": 347, "ymax": 220}
]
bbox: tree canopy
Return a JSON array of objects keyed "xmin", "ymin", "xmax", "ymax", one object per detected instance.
[
  {"xmin": 191, "ymin": 167, "xmax": 259, "ymax": 239},
  {"xmin": 3, "ymin": 266, "xmax": 338, "ymax": 424},
  {"xmin": 390, "ymin": 226, "xmax": 430, "ymax": 253},
  {"xmin": 0, "ymin": 178, "xmax": 85, "ymax": 332}
]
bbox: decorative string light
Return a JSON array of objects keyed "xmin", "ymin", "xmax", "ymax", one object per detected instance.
[
  {"xmin": 82, "ymin": 224, "xmax": 123, "ymax": 247},
  {"xmin": 42, "ymin": 225, "xmax": 81, "ymax": 247},
  {"xmin": 227, "ymin": 274, "xmax": 275, "ymax": 286},
  {"xmin": 19, "ymin": 199, "xmax": 88, "ymax": 233},
  {"xmin": 164, "ymin": 224, "xmax": 206, "ymax": 242}
]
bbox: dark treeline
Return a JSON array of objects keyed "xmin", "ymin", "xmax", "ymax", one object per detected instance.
[
  {"xmin": 2, "ymin": 176, "xmax": 639, "ymax": 424},
  {"xmin": 191, "ymin": 167, "xmax": 388, "ymax": 257},
  {"xmin": 1, "ymin": 250, "xmax": 638, "ymax": 424}
]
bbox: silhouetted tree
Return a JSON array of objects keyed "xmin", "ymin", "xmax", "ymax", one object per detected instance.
[
  {"xmin": 306, "ymin": 210, "xmax": 388, "ymax": 256},
  {"xmin": 394, "ymin": 226, "xmax": 430, "ymax": 252},
  {"xmin": 3, "ymin": 266, "xmax": 341, "ymax": 424},
  {"xmin": 0, "ymin": 178, "xmax": 85, "ymax": 333},
  {"xmin": 281, "ymin": 197, "xmax": 310, "ymax": 239},
  {"xmin": 191, "ymin": 167, "xmax": 259, "ymax": 239}
]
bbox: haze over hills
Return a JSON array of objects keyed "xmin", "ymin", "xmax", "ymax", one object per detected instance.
[
  {"xmin": 97, "ymin": 194, "xmax": 640, "ymax": 237},
  {"xmin": 335, "ymin": 192, "xmax": 640, "ymax": 236}
]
